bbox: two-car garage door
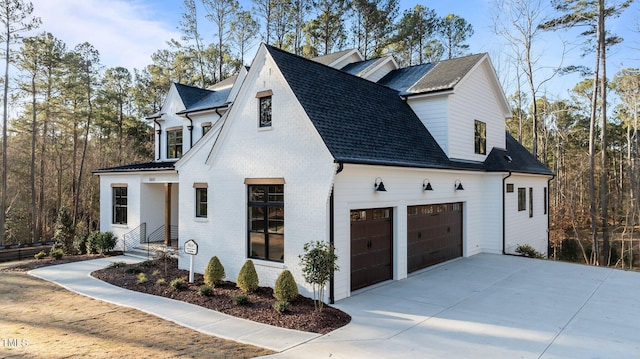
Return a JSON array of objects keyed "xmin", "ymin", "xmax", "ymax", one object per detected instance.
[{"xmin": 350, "ymin": 203, "xmax": 462, "ymax": 291}]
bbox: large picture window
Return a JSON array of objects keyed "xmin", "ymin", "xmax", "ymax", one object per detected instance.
[
  {"xmin": 248, "ymin": 184, "xmax": 284, "ymax": 262},
  {"xmin": 112, "ymin": 186, "xmax": 127, "ymax": 224},
  {"xmin": 474, "ymin": 120, "xmax": 486, "ymax": 155},
  {"xmin": 167, "ymin": 128, "xmax": 183, "ymax": 159}
]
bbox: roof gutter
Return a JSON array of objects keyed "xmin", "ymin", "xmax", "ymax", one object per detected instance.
[
  {"xmin": 184, "ymin": 113, "xmax": 194, "ymax": 148},
  {"xmin": 153, "ymin": 118, "xmax": 162, "ymax": 161},
  {"xmin": 329, "ymin": 161, "xmax": 343, "ymax": 304},
  {"xmin": 175, "ymin": 103, "xmax": 229, "ymax": 116},
  {"xmin": 502, "ymin": 171, "xmax": 512, "ymax": 255}
]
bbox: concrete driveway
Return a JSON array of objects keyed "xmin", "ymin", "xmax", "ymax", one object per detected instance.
[{"xmin": 269, "ymin": 253, "xmax": 640, "ymax": 358}]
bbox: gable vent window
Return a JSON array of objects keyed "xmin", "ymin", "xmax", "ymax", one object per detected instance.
[
  {"xmin": 256, "ymin": 90, "xmax": 273, "ymax": 128},
  {"xmin": 474, "ymin": 120, "xmax": 486, "ymax": 155}
]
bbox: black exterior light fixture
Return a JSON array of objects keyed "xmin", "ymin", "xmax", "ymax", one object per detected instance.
[
  {"xmin": 374, "ymin": 177, "xmax": 387, "ymax": 192},
  {"xmin": 454, "ymin": 179, "xmax": 464, "ymax": 191},
  {"xmin": 422, "ymin": 178, "xmax": 433, "ymax": 191}
]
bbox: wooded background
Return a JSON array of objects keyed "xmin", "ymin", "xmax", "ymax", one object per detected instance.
[{"xmin": 0, "ymin": 0, "xmax": 638, "ymax": 269}]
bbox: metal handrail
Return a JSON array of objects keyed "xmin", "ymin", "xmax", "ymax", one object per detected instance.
[{"xmin": 122, "ymin": 223, "xmax": 146, "ymax": 254}]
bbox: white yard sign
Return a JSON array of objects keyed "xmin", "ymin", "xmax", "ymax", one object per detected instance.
[{"xmin": 184, "ymin": 240, "xmax": 198, "ymax": 283}]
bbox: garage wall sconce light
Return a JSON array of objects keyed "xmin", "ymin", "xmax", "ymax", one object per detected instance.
[
  {"xmin": 422, "ymin": 178, "xmax": 433, "ymax": 191},
  {"xmin": 374, "ymin": 177, "xmax": 387, "ymax": 192},
  {"xmin": 454, "ymin": 179, "xmax": 464, "ymax": 191}
]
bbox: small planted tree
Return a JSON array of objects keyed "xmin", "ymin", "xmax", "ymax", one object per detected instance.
[
  {"xmin": 204, "ymin": 256, "xmax": 225, "ymax": 286},
  {"xmin": 237, "ymin": 259, "xmax": 259, "ymax": 293},
  {"xmin": 273, "ymin": 270, "xmax": 298, "ymax": 302},
  {"xmin": 299, "ymin": 241, "xmax": 339, "ymax": 312}
]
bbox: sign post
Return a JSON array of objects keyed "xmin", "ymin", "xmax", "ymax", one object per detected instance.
[{"xmin": 184, "ymin": 239, "xmax": 198, "ymax": 283}]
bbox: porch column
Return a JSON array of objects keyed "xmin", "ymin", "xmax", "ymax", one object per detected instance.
[{"xmin": 164, "ymin": 183, "xmax": 172, "ymax": 246}]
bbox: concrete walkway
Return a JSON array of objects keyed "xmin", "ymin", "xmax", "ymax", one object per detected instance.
[
  {"xmin": 29, "ymin": 254, "xmax": 640, "ymax": 358},
  {"xmin": 28, "ymin": 256, "xmax": 319, "ymax": 352}
]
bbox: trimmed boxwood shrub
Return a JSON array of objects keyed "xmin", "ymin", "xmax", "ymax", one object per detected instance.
[
  {"xmin": 199, "ymin": 285, "xmax": 213, "ymax": 296},
  {"xmin": 237, "ymin": 259, "xmax": 259, "ymax": 293},
  {"xmin": 273, "ymin": 270, "xmax": 298, "ymax": 302},
  {"xmin": 234, "ymin": 294, "xmax": 249, "ymax": 305},
  {"xmin": 204, "ymin": 256, "xmax": 225, "ymax": 286},
  {"xmin": 50, "ymin": 248, "xmax": 64, "ymax": 260},
  {"xmin": 273, "ymin": 300, "xmax": 289, "ymax": 313},
  {"xmin": 86, "ymin": 231, "xmax": 117, "ymax": 254},
  {"xmin": 170, "ymin": 278, "xmax": 187, "ymax": 290}
]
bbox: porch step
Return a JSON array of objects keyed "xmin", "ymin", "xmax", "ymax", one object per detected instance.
[{"xmin": 125, "ymin": 246, "xmax": 157, "ymax": 260}]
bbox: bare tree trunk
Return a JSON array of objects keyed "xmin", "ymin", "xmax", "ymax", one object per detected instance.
[
  {"xmin": 588, "ymin": 29, "xmax": 601, "ymax": 266},
  {"xmin": 30, "ymin": 73, "xmax": 36, "ymax": 244},
  {"xmin": 0, "ymin": 21, "xmax": 9, "ymax": 246},
  {"xmin": 598, "ymin": 0, "xmax": 609, "ymax": 265}
]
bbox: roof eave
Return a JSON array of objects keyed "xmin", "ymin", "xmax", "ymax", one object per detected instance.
[{"xmin": 176, "ymin": 103, "xmax": 230, "ymax": 115}]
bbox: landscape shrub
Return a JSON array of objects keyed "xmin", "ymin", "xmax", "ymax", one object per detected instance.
[
  {"xmin": 204, "ymin": 256, "xmax": 225, "ymax": 286},
  {"xmin": 152, "ymin": 269, "xmax": 160, "ymax": 277},
  {"xmin": 199, "ymin": 285, "xmax": 213, "ymax": 296},
  {"xmin": 559, "ymin": 238, "xmax": 580, "ymax": 262},
  {"xmin": 52, "ymin": 206, "xmax": 75, "ymax": 253},
  {"xmin": 50, "ymin": 248, "xmax": 64, "ymax": 260},
  {"xmin": 86, "ymin": 231, "xmax": 117, "ymax": 254},
  {"xmin": 515, "ymin": 244, "xmax": 545, "ymax": 259},
  {"xmin": 237, "ymin": 260, "xmax": 259, "ymax": 293},
  {"xmin": 273, "ymin": 270, "xmax": 298, "ymax": 302},
  {"xmin": 34, "ymin": 250, "xmax": 46, "ymax": 260},
  {"xmin": 140, "ymin": 260, "xmax": 155, "ymax": 267},
  {"xmin": 273, "ymin": 300, "xmax": 289, "ymax": 314},
  {"xmin": 137, "ymin": 273, "xmax": 148, "ymax": 284},
  {"xmin": 72, "ymin": 233, "xmax": 88, "ymax": 255},
  {"xmin": 126, "ymin": 266, "xmax": 143, "ymax": 274},
  {"xmin": 156, "ymin": 278, "xmax": 167, "ymax": 286},
  {"xmin": 107, "ymin": 261, "xmax": 127, "ymax": 269},
  {"xmin": 170, "ymin": 278, "xmax": 186, "ymax": 290},
  {"xmin": 299, "ymin": 241, "xmax": 339, "ymax": 312},
  {"xmin": 234, "ymin": 294, "xmax": 249, "ymax": 305}
]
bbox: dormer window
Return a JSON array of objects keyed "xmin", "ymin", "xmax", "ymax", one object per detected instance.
[
  {"xmin": 202, "ymin": 122, "xmax": 212, "ymax": 136},
  {"xmin": 256, "ymin": 90, "xmax": 273, "ymax": 128},
  {"xmin": 474, "ymin": 120, "xmax": 486, "ymax": 155},
  {"xmin": 167, "ymin": 127, "xmax": 183, "ymax": 159}
]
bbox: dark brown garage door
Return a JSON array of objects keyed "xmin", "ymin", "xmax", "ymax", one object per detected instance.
[
  {"xmin": 407, "ymin": 203, "xmax": 462, "ymax": 273},
  {"xmin": 350, "ymin": 208, "xmax": 393, "ymax": 291}
]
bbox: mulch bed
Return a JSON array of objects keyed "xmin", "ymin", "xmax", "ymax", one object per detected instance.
[
  {"xmin": 1, "ymin": 252, "xmax": 124, "ymax": 272},
  {"xmin": 91, "ymin": 258, "xmax": 351, "ymax": 334}
]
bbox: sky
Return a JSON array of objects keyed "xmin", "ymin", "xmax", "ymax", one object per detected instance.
[{"xmin": 31, "ymin": 0, "xmax": 639, "ymax": 100}]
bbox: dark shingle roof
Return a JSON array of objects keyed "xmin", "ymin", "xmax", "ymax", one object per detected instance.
[
  {"xmin": 93, "ymin": 161, "xmax": 175, "ymax": 174},
  {"xmin": 267, "ymin": 45, "xmax": 452, "ymax": 168},
  {"xmin": 409, "ymin": 54, "xmax": 485, "ymax": 94},
  {"xmin": 377, "ymin": 54, "xmax": 485, "ymax": 96},
  {"xmin": 312, "ymin": 49, "xmax": 357, "ymax": 66},
  {"xmin": 377, "ymin": 63, "xmax": 435, "ymax": 95},
  {"xmin": 340, "ymin": 58, "xmax": 381, "ymax": 76},
  {"xmin": 484, "ymin": 132, "xmax": 554, "ymax": 175},
  {"xmin": 174, "ymin": 83, "xmax": 213, "ymax": 108},
  {"xmin": 176, "ymin": 87, "xmax": 231, "ymax": 114}
]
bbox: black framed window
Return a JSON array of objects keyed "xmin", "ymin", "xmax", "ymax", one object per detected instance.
[
  {"xmin": 196, "ymin": 187, "xmax": 207, "ymax": 218},
  {"xmin": 474, "ymin": 120, "xmax": 486, "ymax": 154},
  {"xmin": 529, "ymin": 187, "xmax": 533, "ymax": 217},
  {"xmin": 167, "ymin": 129, "xmax": 183, "ymax": 159},
  {"xmin": 544, "ymin": 187, "xmax": 548, "ymax": 215},
  {"xmin": 202, "ymin": 124, "xmax": 211, "ymax": 136},
  {"xmin": 506, "ymin": 183, "xmax": 514, "ymax": 193},
  {"xmin": 259, "ymin": 96, "xmax": 272, "ymax": 127},
  {"xmin": 112, "ymin": 187, "xmax": 127, "ymax": 224},
  {"xmin": 248, "ymin": 184, "xmax": 284, "ymax": 262},
  {"xmin": 518, "ymin": 187, "xmax": 526, "ymax": 211}
]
